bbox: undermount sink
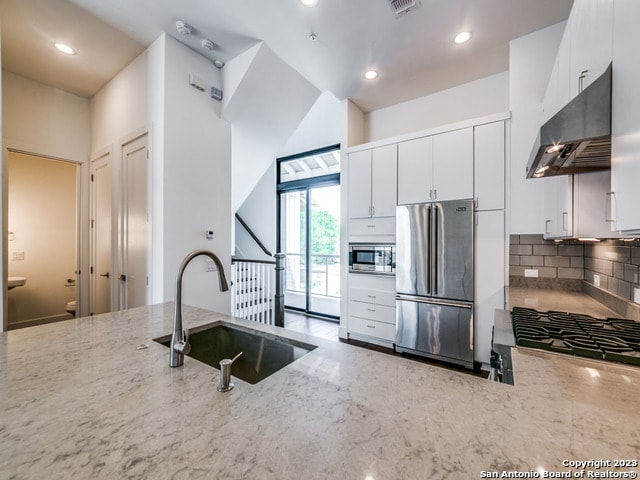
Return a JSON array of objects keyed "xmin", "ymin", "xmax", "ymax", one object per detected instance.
[
  {"xmin": 153, "ymin": 322, "xmax": 317, "ymax": 384},
  {"xmin": 7, "ymin": 276, "xmax": 26, "ymax": 290}
]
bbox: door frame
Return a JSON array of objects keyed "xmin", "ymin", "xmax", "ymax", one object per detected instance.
[
  {"xmin": 276, "ymin": 145, "xmax": 340, "ymax": 320},
  {"xmin": 3, "ymin": 147, "xmax": 84, "ymax": 329}
]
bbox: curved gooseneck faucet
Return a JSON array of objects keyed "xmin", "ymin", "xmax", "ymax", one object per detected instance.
[{"xmin": 170, "ymin": 249, "xmax": 229, "ymax": 367}]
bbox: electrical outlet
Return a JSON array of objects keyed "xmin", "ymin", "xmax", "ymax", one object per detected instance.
[
  {"xmin": 634, "ymin": 288, "xmax": 640, "ymax": 304},
  {"xmin": 524, "ymin": 269, "xmax": 538, "ymax": 278},
  {"xmin": 594, "ymin": 274, "xmax": 600, "ymax": 287},
  {"xmin": 12, "ymin": 251, "xmax": 24, "ymax": 261},
  {"xmin": 206, "ymin": 261, "xmax": 217, "ymax": 272}
]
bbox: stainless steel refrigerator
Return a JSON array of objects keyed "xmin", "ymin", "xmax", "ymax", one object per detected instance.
[{"xmin": 395, "ymin": 199, "xmax": 474, "ymax": 369}]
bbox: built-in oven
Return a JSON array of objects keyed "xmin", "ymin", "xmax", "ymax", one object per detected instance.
[{"xmin": 348, "ymin": 243, "xmax": 395, "ymax": 275}]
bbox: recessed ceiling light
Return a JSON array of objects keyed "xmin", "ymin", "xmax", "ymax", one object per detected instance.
[
  {"xmin": 364, "ymin": 70, "xmax": 378, "ymax": 80},
  {"xmin": 301, "ymin": 0, "xmax": 318, "ymax": 6},
  {"xmin": 454, "ymin": 31, "xmax": 471, "ymax": 44},
  {"xmin": 54, "ymin": 43, "xmax": 76, "ymax": 55}
]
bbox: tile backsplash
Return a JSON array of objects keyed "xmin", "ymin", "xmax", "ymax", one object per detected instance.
[{"xmin": 510, "ymin": 234, "xmax": 640, "ymax": 319}]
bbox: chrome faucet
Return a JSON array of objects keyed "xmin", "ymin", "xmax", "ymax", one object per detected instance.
[{"xmin": 170, "ymin": 249, "xmax": 229, "ymax": 367}]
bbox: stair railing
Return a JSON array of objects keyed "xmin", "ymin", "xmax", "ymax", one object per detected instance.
[{"xmin": 232, "ymin": 214, "xmax": 285, "ymax": 327}]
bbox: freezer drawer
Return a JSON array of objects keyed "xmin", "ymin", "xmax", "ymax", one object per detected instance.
[{"xmin": 396, "ymin": 296, "xmax": 474, "ymax": 368}]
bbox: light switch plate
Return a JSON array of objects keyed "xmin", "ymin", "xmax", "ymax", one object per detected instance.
[
  {"xmin": 524, "ymin": 269, "xmax": 538, "ymax": 278},
  {"xmin": 634, "ymin": 288, "xmax": 640, "ymax": 304},
  {"xmin": 594, "ymin": 274, "xmax": 600, "ymax": 287}
]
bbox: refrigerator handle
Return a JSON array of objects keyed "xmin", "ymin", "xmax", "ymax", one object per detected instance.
[
  {"xmin": 427, "ymin": 204, "xmax": 432, "ymax": 294},
  {"xmin": 433, "ymin": 205, "xmax": 439, "ymax": 295}
]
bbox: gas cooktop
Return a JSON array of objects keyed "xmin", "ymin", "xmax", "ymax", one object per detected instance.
[{"xmin": 511, "ymin": 307, "xmax": 640, "ymax": 367}]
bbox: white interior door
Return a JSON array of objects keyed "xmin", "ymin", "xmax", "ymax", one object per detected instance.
[
  {"xmin": 121, "ymin": 134, "xmax": 149, "ymax": 309},
  {"xmin": 90, "ymin": 151, "xmax": 112, "ymax": 315}
]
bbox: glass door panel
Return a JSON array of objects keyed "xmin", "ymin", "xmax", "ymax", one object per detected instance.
[
  {"xmin": 309, "ymin": 185, "xmax": 340, "ymax": 316},
  {"xmin": 280, "ymin": 190, "xmax": 306, "ymax": 310}
]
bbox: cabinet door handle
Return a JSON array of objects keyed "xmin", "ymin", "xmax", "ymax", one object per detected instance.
[
  {"xmin": 545, "ymin": 220, "xmax": 551, "ymax": 235},
  {"xmin": 367, "ymin": 308, "xmax": 376, "ymax": 312},
  {"xmin": 367, "ymin": 224, "xmax": 376, "ymax": 228},
  {"xmin": 578, "ymin": 70, "xmax": 588, "ymax": 93},
  {"xmin": 366, "ymin": 324, "xmax": 376, "ymax": 329},
  {"xmin": 368, "ymin": 205, "xmax": 372, "ymax": 216},
  {"xmin": 605, "ymin": 192, "xmax": 616, "ymax": 223},
  {"xmin": 371, "ymin": 206, "xmax": 375, "ymax": 216},
  {"xmin": 562, "ymin": 212, "xmax": 569, "ymax": 232},
  {"xmin": 433, "ymin": 188, "xmax": 437, "ymax": 200},
  {"xmin": 367, "ymin": 295, "xmax": 377, "ymax": 299}
]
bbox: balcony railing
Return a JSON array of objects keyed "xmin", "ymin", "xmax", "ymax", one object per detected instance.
[{"xmin": 285, "ymin": 252, "xmax": 340, "ymax": 298}]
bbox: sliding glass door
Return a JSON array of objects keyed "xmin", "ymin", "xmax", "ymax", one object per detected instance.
[{"xmin": 278, "ymin": 146, "xmax": 340, "ymax": 319}]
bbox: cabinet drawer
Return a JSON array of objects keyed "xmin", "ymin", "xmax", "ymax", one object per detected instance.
[
  {"xmin": 349, "ymin": 301, "xmax": 396, "ymax": 324},
  {"xmin": 349, "ymin": 217, "xmax": 395, "ymax": 236},
  {"xmin": 348, "ymin": 316, "xmax": 396, "ymax": 342},
  {"xmin": 349, "ymin": 287, "xmax": 395, "ymax": 307}
]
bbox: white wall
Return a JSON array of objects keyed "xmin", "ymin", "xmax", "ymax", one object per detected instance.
[
  {"xmin": 161, "ymin": 36, "xmax": 232, "ymax": 314},
  {"xmin": 235, "ymin": 90, "xmax": 343, "ymax": 262},
  {"xmin": 90, "ymin": 50, "xmax": 149, "ymax": 152},
  {"xmin": 3, "ymin": 71, "xmax": 91, "ymax": 161},
  {"xmin": 2, "ymin": 71, "xmax": 91, "ymax": 326},
  {"xmin": 509, "ymin": 22, "xmax": 566, "ymax": 234},
  {"xmin": 366, "ymin": 72, "xmax": 509, "ymax": 142}
]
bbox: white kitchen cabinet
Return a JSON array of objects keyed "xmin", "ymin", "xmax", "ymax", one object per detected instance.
[
  {"xmin": 610, "ymin": 0, "xmax": 640, "ymax": 233},
  {"xmin": 474, "ymin": 121, "xmax": 505, "ymax": 211},
  {"xmin": 543, "ymin": 0, "xmax": 613, "ymax": 116},
  {"xmin": 347, "ymin": 274, "xmax": 396, "ymax": 347},
  {"xmin": 348, "ymin": 144, "xmax": 397, "ymax": 219},
  {"xmin": 397, "ymin": 127, "xmax": 473, "ymax": 205},
  {"xmin": 543, "ymin": 171, "xmax": 615, "ymax": 240},
  {"xmin": 397, "ymin": 136, "xmax": 433, "ymax": 205},
  {"xmin": 569, "ymin": 0, "xmax": 614, "ymax": 99},
  {"xmin": 542, "ymin": 175, "xmax": 573, "ymax": 239},
  {"xmin": 432, "ymin": 128, "xmax": 474, "ymax": 201},
  {"xmin": 475, "ymin": 209, "xmax": 505, "ymax": 367}
]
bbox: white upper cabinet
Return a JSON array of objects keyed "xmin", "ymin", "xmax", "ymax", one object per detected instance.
[
  {"xmin": 397, "ymin": 127, "xmax": 473, "ymax": 204},
  {"xmin": 397, "ymin": 136, "xmax": 433, "ymax": 205},
  {"xmin": 611, "ymin": 0, "xmax": 640, "ymax": 233},
  {"xmin": 569, "ymin": 0, "xmax": 614, "ymax": 98},
  {"xmin": 543, "ymin": 0, "xmax": 613, "ymax": 114},
  {"xmin": 348, "ymin": 144, "xmax": 397, "ymax": 219},
  {"xmin": 474, "ymin": 121, "xmax": 505, "ymax": 211},
  {"xmin": 543, "ymin": 175, "xmax": 573, "ymax": 239},
  {"xmin": 348, "ymin": 149, "xmax": 372, "ymax": 219},
  {"xmin": 432, "ymin": 128, "xmax": 474, "ymax": 201},
  {"xmin": 371, "ymin": 145, "xmax": 398, "ymax": 218}
]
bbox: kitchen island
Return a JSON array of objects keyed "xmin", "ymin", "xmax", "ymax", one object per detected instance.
[{"xmin": 1, "ymin": 303, "xmax": 639, "ymax": 479}]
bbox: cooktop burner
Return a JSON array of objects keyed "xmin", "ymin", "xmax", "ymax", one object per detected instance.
[{"xmin": 511, "ymin": 307, "xmax": 640, "ymax": 367}]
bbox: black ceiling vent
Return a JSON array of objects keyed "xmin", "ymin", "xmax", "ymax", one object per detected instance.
[{"xmin": 389, "ymin": 0, "xmax": 421, "ymax": 17}]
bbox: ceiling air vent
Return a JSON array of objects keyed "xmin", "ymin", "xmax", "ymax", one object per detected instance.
[{"xmin": 390, "ymin": 0, "xmax": 421, "ymax": 17}]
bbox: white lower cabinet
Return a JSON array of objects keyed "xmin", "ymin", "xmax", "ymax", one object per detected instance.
[{"xmin": 347, "ymin": 275, "xmax": 396, "ymax": 346}]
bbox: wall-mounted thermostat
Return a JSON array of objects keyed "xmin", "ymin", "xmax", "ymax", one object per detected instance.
[{"xmin": 211, "ymin": 86, "xmax": 223, "ymax": 101}]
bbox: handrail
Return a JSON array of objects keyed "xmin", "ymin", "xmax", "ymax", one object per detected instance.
[
  {"xmin": 235, "ymin": 213, "xmax": 273, "ymax": 257},
  {"xmin": 231, "ymin": 256, "xmax": 276, "ymax": 265}
]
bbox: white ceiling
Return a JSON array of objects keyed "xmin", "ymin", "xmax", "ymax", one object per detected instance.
[{"xmin": 1, "ymin": 0, "xmax": 573, "ymax": 111}]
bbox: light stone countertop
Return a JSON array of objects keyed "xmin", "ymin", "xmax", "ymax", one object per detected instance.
[
  {"xmin": 507, "ymin": 286, "xmax": 618, "ymax": 318},
  {"xmin": 1, "ymin": 303, "xmax": 639, "ymax": 479}
]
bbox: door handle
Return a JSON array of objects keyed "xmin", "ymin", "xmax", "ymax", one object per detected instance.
[
  {"xmin": 119, "ymin": 274, "xmax": 127, "ymax": 282},
  {"xmin": 100, "ymin": 272, "xmax": 110, "ymax": 278}
]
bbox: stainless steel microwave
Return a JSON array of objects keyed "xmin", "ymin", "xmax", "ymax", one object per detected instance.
[{"xmin": 348, "ymin": 244, "xmax": 395, "ymax": 275}]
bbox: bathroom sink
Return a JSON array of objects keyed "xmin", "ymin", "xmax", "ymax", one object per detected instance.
[
  {"xmin": 153, "ymin": 322, "xmax": 317, "ymax": 384},
  {"xmin": 7, "ymin": 276, "xmax": 26, "ymax": 290}
]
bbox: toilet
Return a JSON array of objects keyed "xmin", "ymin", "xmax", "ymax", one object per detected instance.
[{"xmin": 66, "ymin": 300, "xmax": 76, "ymax": 317}]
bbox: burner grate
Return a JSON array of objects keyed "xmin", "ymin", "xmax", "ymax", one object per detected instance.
[{"xmin": 511, "ymin": 307, "xmax": 640, "ymax": 367}]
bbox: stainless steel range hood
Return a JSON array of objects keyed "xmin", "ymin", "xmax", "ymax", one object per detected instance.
[{"xmin": 526, "ymin": 63, "xmax": 612, "ymax": 179}]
